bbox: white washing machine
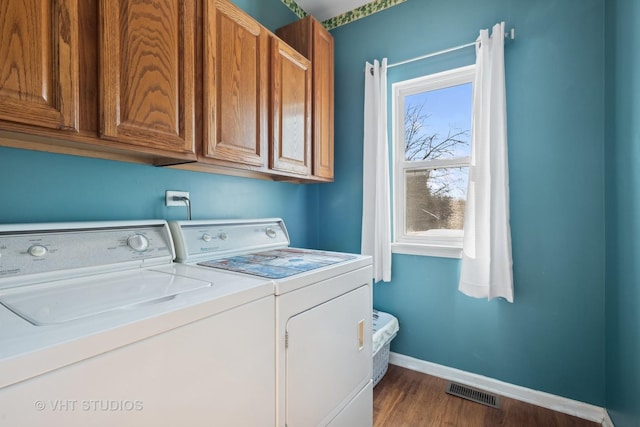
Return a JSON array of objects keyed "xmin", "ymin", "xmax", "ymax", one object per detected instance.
[
  {"xmin": 170, "ymin": 218, "xmax": 374, "ymax": 427},
  {"xmin": 0, "ymin": 220, "xmax": 274, "ymax": 427}
]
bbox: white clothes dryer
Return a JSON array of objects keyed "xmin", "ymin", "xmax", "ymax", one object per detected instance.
[{"xmin": 170, "ymin": 218, "xmax": 374, "ymax": 427}]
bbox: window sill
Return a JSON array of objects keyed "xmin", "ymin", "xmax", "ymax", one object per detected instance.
[{"xmin": 391, "ymin": 242, "xmax": 462, "ymax": 259}]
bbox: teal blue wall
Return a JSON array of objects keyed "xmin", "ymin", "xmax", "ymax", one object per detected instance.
[
  {"xmin": 0, "ymin": 147, "xmax": 314, "ymax": 247},
  {"xmin": 0, "ymin": 1, "xmax": 315, "ymax": 248},
  {"xmin": 230, "ymin": 0, "xmax": 296, "ymax": 30},
  {"xmin": 321, "ymin": 0, "xmax": 606, "ymax": 405},
  {"xmin": 605, "ymin": 0, "xmax": 640, "ymax": 425}
]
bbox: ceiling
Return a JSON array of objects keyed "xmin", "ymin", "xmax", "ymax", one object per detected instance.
[
  {"xmin": 284, "ymin": 0, "xmax": 407, "ymax": 29},
  {"xmin": 294, "ymin": 0, "xmax": 373, "ymax": 21}
]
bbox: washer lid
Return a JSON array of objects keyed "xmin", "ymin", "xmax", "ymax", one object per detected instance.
[{"xmin": 0, "ymin": 270, "xmax": 212, "ymax": 325}]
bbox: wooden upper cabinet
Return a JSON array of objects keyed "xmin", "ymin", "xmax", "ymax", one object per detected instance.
[
  {"xmin": 0, "ymin": 0, "xmax": 79, "ymax": 131},
  {"xmin": 277, "ymin": 16, "xmax": 334, "ymax": 181},
  {"xmin": 312, "ymin": 22, "xmax": 335, "ymax": 180},
  {"xmin": 270, "ymin": 38, "xmax": 311, "ymax": 177},
  {"xmin": 99, "ymin": 0, "xmax": 195, "ymax": 157},
  {"xmin": 202, "ymin": 0, "xmax": 269, "ymax": 169}
]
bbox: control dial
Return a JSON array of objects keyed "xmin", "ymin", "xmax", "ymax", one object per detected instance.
[
  {"xmin": 202, "ymin": 233, "xmax": 212, "ymax": 242},
  {"xmin": 28, "ymin": 245, "xmax": 48, "ymax": 257},
  {"xmin": 127, "ymin": 234, "xmax": 149, "ymax": 252},
  {"xmin": 265, "ymin": 228, "xmax": 277, "ymax": 238},
  {"xmin": 218, "ymin": 232, "xmax": 229, "ymax": 241}
]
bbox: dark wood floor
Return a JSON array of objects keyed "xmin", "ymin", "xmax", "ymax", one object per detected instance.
[{"xmin": 373, "ymin": 364, "xmax": 601, "ymax": 427}]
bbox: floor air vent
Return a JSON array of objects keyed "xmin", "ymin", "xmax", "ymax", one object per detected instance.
[{"xmin": 445, "ymin": 382, "xmax": 500, "ymax": 408}]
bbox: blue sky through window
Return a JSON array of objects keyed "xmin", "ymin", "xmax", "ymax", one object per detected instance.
[{"xmin": 404, "ymin": 82, "xmax": 472, "ymax": 160}]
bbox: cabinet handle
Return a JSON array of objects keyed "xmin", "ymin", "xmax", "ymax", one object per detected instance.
[{"xmin": 358, "ymin": 319, "xmax": 365, "ymax": 351}]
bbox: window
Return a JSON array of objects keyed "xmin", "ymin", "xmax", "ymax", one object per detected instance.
[{"xmin": 392, "ymin": 65, "xmax": 474, "ymax": 258}]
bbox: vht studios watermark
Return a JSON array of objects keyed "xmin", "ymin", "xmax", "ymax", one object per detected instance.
[{"xmin": 34, "ymin": 399, "xmax": 144, "ymax": 412}]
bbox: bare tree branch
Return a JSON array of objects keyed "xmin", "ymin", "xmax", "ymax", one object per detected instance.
[{"xmin": 404, "ymin": 103, "xmax": 469, "ymax": 161}]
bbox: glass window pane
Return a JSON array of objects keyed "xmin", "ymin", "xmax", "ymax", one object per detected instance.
[
  {"xmin": 404, "ymin": 83, "xmax": 472, "ymax": 161},
  {"xmin": 405, "ymin": 167, "xmax": 468, "ymax": 235}
]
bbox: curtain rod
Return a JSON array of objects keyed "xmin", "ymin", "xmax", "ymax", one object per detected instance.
[{"xmin": 385, "ymin": 27, "xmax": 515, "ymax": 70}]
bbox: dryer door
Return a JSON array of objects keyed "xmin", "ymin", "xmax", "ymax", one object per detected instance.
[{"xmin": 285, "ymin": 284, "xmax": 372, "ymax": 427}]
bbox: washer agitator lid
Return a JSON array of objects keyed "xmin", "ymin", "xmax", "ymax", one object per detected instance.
[{"xmin": 0, "ymin": 269, "xmax": 212, "ymax": 326}]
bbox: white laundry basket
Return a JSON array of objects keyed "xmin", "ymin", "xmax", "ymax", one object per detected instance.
[{"xmin": 372, "ymin": 309, "xmax": 399, "ymax": 387}]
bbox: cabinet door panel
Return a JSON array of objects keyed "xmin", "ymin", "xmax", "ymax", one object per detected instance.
[
  {"xmin": 276, "ymin": 16, "xmax": 335, "ymax": 181},
  {"xmin": 313, "ymin": 22, "xmax": 335, "ymax": 179},
  {"xmin": 203, "ymin": 0, "xmax": 268, "ymax": 168},
  {"xmin": 99, "ymin": 0, "xmax": 195, "ymax": 155},
  {"xmin": 0, "ymin": 0, "xmax": 79, "ymax": 131},
  {"xmin": 270, "ymin": 38, "xmax": 311, "ymax": 177}
]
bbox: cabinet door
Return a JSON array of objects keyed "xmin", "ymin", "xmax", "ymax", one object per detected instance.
[
  {"xmin": 99, "ymin": 0, "xmax": 195, "ymax": 156},
  {"xmin": 276, "ymin": 16, "xmax": 335, "ymax": 181},
  {"xmin": 203, "ymin": 0, "xmax": 268, "ymax": 168},
  {"xmin": 0, "ymin": 0, "xmax": 79, "ymax": 131},
  {"xmin": 270, "ymin": 38, "xmax": 311, "ymax": 177},
  {"xmin": 312, "ymin": 20, "xmax": 335, "ymax": 180}
]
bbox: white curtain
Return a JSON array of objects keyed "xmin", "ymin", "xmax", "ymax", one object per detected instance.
[
  {"xmin": 458, "ymin": 22, "xmax": 514, "ymax": 302},
  {"xmin": 362, "ymin": 59, "xmax": 392, "ymax": 283}
]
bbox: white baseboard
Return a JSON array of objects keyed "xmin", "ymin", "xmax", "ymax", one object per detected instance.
[
  {"xmin": 389, "ymin": 352, "xmax": 608, "ymax": 425},
  {"xmin": 602, "ymin": 411, "xmax": 615, "ymax": 427}
]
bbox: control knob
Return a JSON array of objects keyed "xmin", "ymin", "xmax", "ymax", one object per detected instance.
[
  {"xmin": 127, "ymin": 234, "xmax": 149, "ymax": 252},
  {"xmin": 218, "ymin": 232, "xmax": 229, "ymax": 241},
  {"xmin": 202, "ymin": 233, "xmax": 212, "ymax": 242},
  {"xmin": 265, "ymin": 228, "xmax": 277, "ymax": 238},
  {"xmin": 28, "ymin": 245, "xmax": 48, "ymax": 257}
]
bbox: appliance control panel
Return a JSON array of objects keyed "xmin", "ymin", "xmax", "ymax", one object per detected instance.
[
  {"xmin": 169, "ymin": 219, "xmax": 290, "ymax": 262},
  {"xmin": 0, "ymin": 221, "xmax": 174, "ymax": 287}
]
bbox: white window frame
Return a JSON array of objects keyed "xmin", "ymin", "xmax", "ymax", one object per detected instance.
[{"xmin": 391, "ymin": 65, "xmax": 475, "ymax": 259}]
